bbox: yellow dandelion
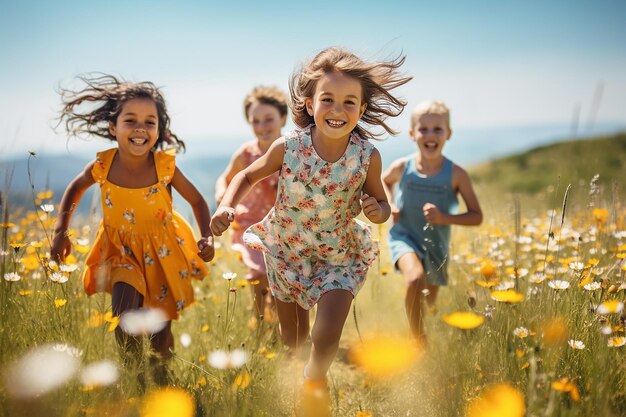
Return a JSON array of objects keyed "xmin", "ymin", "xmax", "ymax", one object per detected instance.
[
  {"xmin": 54, "ymin": 298, "xmax": 67, "ymax": 308},
  {"xmin": 551, "ymin": 378, "xmax": 580, "ymax": 401},
  {"xmin": 21, "ymin": 255, "xmax": 40, "ymax": 271},
  {"xmin": 607, "ymin": 336, "xmax": 626, "ymax": 347},
  {"xmin": 0, "ymin": 222, "xmax": 16, "ymax": 228},
  {"xmin": 465, "ymin": 383, "xmax": 525, "ymax": 417},
  {"xmin": 442, "ymin": 312, "xmax": 485, "ymax": 329},
  {"xmin": 87, "ymin": 311, "xmax": 105, "ymax": 328},
  {"xmin": 349, "ymin": 335, "xmax": 421, "ymax": 379},
  {"xmin": 592, "ymin": 208, "xmax": 609, "ymax": 223},
  {"xmin": 479, "ymin": 260, "xmax": 497, "ymax": 279},
  {"xmin": 578, "ymin": 276, "xmax": 594, "ymax": 288},
  {"xmin": 236, "ymin": 280, "xmax": 249, "ymax": 288},
  {"xmin": 232, "ymin": 370, "xmax": 251, "ymax": 392},
  {"xmin": 356, "ymin": 412, "xmax": 373, "ymax": 417},
  {"xmin": 491, "ymin": 290, "xmax": 524, "ymax": 303},
  {"xmin": 201, "ymin": 324, "xmax": 209, "ymax": 332},
  {"xmin": 18, "ymin": 290, "xmax": 33, "ymax": 296},
  {"xmin": 9, "ymin": 243, "xmax": 27, "ymax": 250},
  {"xmin": 475, "ymin": 279, "xmax": 499, "ymax": 288},
  {"xmin": 597, "ymin": 300, "xmax": 624, "ymax": 314},
  {"xmin": 141, "ymin": 387, "xmax": 194, "ymax": 417}
]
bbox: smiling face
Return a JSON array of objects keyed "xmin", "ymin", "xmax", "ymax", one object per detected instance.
[
  {"xmin": 410, "ymin": 113, "xmax": 452, "ymax": 160},
  {"xmin": 109, "ymin": 98, "xmax": 159, "ymax": 157},
  {"xmin": 247, "ymin": 101, "xmax": 286, "ymax": 145},
  {"xmin": 305, "ymin": 71, "xmax": 367, "ymax": 142}
]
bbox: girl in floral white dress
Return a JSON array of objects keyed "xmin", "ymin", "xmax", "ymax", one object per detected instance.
[{"xmin": 211, "ymin": 47, "xmax": 411, "ymax": 412}]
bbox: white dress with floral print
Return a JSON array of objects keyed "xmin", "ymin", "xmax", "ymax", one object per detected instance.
[{"xmin": 244, "ymin": 126, "xmax": 378, "ymax": 309}]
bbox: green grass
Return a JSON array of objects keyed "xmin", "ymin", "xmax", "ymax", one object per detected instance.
[{"xmin": 1, "ymin": 133, "xmax": 625, "ymax": 416}]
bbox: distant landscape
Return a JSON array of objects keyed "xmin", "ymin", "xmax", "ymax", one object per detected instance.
[{"xmin": 1, "ymin": 129, "xmax": 625, "ymax": 221}]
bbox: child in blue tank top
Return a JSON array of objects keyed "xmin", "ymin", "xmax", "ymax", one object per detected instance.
[{"xmin": 382, "ymin": 100, "xmax": 483, "ymax": 345}]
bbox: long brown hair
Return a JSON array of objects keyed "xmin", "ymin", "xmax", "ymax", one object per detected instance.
[
  {"xmin": 289, "ymin": 47, "xmax": 412, "ymax": 140},
  {"xmin": 58, "ymin": 74, "xmax": 185, "ymax": 151}
]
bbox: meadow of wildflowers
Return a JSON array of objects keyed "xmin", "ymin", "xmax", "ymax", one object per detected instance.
[{"xmin": 0, "ymin": 172, "xmax": 625, "ymax": 417}]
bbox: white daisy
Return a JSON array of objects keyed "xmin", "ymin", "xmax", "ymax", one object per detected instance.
[
  {"xmin": 568, "ymin": 340, "xmax": 585, "ymax": 350},
  {"xmin": 548, "ymin": 280, "xmax": 570, "ymax": 290}
]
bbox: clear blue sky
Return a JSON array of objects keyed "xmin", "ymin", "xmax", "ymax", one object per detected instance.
[{"xmin": 1, "ymin": 0, "xmax": 625, "ymax": 158}]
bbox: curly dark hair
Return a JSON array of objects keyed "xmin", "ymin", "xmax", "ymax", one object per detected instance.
[
  {"xmin": 57, "ymin": 74, "xmax": 185, "ymax": 151},
  {"xmin": 289, "ymin": 47, "xmax": 412, "ymax": 140}
]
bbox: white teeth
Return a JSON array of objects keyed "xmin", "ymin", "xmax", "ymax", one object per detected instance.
[
  {"xmin": 327, "ymin": 120, "xmax": 345, "ymax": 127},
  {"xmin": 130, "ymin": 138, "xmax": 147, "ymax": 145}
]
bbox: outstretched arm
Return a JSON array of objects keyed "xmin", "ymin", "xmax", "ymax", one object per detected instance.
[
  {"xmin": 171, "ymin": 168, "xmax": 214, "ymax": 262},
  {"xmin": 214, "ymin": 148, "xmax": 246, "ymax": 206},
  {"xmin": 361, "ymin": 149, "xmax": 391, "ymax": 224},
  {"xmin": 381, "ymin": 157, "xmax": 406, "ymax": 223},
  {"xmin": 51, "ymin": 161, "xmax": 96, "ymax": 262},
  {"xmin": 211, "ymin": 138, "xmax": 284, "ymax": 236}
]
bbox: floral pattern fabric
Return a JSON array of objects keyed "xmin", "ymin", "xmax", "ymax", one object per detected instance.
[
  {"xmin": 244, "ymin": 126, "xmax": 378, "ymax": 309},
  {"xmin": 83, "ymin": 148, "xmax": 208, "ymax": 319}
]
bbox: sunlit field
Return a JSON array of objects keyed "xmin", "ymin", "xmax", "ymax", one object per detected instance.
[{"xmin": 1, "ymin": 173, "xmax": 625, "ymax": 417}]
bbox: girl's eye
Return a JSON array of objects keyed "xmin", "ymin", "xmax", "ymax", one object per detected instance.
[
  {"xmin": 146, "ymin": 121, "xmax": 156, "ymax": 126},
  {"xmin": 321, "ymin": 98, "xmax": 332, "ymax": 103},
  {"xmin": 345, "ymin": 101, "xmax": 355, "ymax": 105}
]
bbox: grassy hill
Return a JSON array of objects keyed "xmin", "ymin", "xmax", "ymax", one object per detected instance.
[{"xmin": 469, "ymin": 132, "xmax": 626, "ymax": 210}]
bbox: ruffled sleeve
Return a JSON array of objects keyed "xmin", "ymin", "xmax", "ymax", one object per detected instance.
[
  {"xmin": 155, "ymin": 148, "xmax": 177, "ymax": 185},
  {"xmin": 91, "ymin": 148, "xmax": 117, "ymax": 184}
]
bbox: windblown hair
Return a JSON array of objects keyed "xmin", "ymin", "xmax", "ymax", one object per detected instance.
[
  {"xmin": 243, "ymin": 86, "xmax": 289, "ymax": 119},
  {"xmin": 410, "ymin": 100, "xmax": 451, "ymax": 130},
  {"xmin": 289, "ymin": 47, "xmax": 412, "ymax": 140},
  {"xmin": 58, "ymin": 74, "xmax": 184, "ymax": 152}
]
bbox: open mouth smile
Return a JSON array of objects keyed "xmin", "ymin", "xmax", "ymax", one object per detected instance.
[{"xmin": 326, "ymin": 119, "xmax": 346, "ymax": 128}]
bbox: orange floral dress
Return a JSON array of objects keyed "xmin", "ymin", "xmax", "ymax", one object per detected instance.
[{"xmin": 82, "ymin": 148, "xmax": 208, "ymax": 319}]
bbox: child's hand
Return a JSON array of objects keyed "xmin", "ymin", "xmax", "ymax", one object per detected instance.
[
  {"xmin": 423, "ymin": 203, "xmax": 444, "ymax": 224},
  {"xmin": 197, "ymin": 236, "xmax": 215, "ymax": 262},
  {"xmin": 361, "ymin": 193, "xmax": 384, "ymax": 223},
  {"xmin": 391, "ymin": 204, "xmax": 400, "ymax": 223},
  {"xmin": 210, "ymin": 207, "xmax": 236, "ymax": 236},
  {"xmin": 50, "ymin": 230, "xmax": 72, "ymax": 263}
]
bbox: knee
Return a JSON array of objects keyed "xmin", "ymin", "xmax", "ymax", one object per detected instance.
[
  {"xmin": 311, "ymin": 326, "xmax": 342, "ymax": 353},
  {"xmin": 280, "ymin": 323, "xmax": 309, "ymax": 349}
]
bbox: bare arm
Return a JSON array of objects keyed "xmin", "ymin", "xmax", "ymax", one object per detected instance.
[
  {"xmin": 211, "ymin": 138, "xmax": 284, "ymax": 236},
  {"xmin": 214, "ymin": 148, "xmax": 246, "ymax": 205},
  {"xmin": 425, "ymin": 165, "xmax": 482, "ymax": 226},
  {"xmin": 171, "ymin": 167, "xmax": 214, "ymax": 262},
  {"xmin": 381, "ymin": 157, "xmax": 406, "ymax": 223},
  {"xmin": 361, "ymin": 149, "xmax": 391, "ymax": 224},
  {"xmin": 51, "ymin": 161, "xmax": 96, "ymax": 261}
]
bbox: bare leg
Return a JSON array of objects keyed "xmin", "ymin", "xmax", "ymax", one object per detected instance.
[
  {"xmin": 305, "ymin": 290, "xmax": 353, "ymax": 380},
  {"xmin": 250, "ymin": 270, "xmax": 275, "ymax": 319},
  {"xmin": 275, "ymin": 298, "xmax": 310, "ymax": 351},
  {"xmin": 149, "ymin": 321, "xmax": 173, "ymax": 386},
  {"xmin": 112, "ymin": 282, "xmax": 144, "ymax": 363},
  {"xmin": 397, "ymin": 253, "xmax": 439, "ymax": 343}
]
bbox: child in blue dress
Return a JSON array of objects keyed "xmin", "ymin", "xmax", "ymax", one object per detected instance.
[
  {"xmin": 382, "ymin": 100, "xmax": 482, "ymax": 345},
  {"xmin": 212, "ymin": 47, "xmax": 411, "ymax": 415}
]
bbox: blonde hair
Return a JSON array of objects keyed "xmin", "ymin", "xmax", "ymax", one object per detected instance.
[
  {"xmin": 410, "ymin": 100, "xmax": 450, "ymax": 130},
  {"xmin": 243, "ymin": 86, "xmax": 289, "ymax": 119},
  {"xmin": 289, "ymin": 47, "xmax": 412, "ymax": 140}
]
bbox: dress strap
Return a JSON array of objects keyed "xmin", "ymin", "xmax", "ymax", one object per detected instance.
[
  {"xmin": 91, "ymin": 148, "xmax": 117, "ymax": 184},
  {"xmin": 155, "ymin": 148, "xmax": 177, "ymax": 185}
]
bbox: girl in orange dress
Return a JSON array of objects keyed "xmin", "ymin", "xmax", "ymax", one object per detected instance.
[
  {"xmin": 51, "ymin": 74, "xmax": 214, "ymax": 386},
  {"xmin": 215, "ymin": 86, "xmax": 288, "ymax": 319}
]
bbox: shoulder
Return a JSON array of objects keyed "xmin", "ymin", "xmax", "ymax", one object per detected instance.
[
  {"xmin": 450, "ymin": 161, "xmax": 472, "ymax": 185},
  {"xmin": 154, "ymin": 148, "xmax": 177, "ymax": 181},
  {"xmin": 92, "ymin": 148, "xmax": 117, "ymax": 183}
]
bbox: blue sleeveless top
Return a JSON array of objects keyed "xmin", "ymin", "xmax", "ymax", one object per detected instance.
[{"xmin": 388, "ymin": 155, "xmax": 458, "ymax": 285}]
